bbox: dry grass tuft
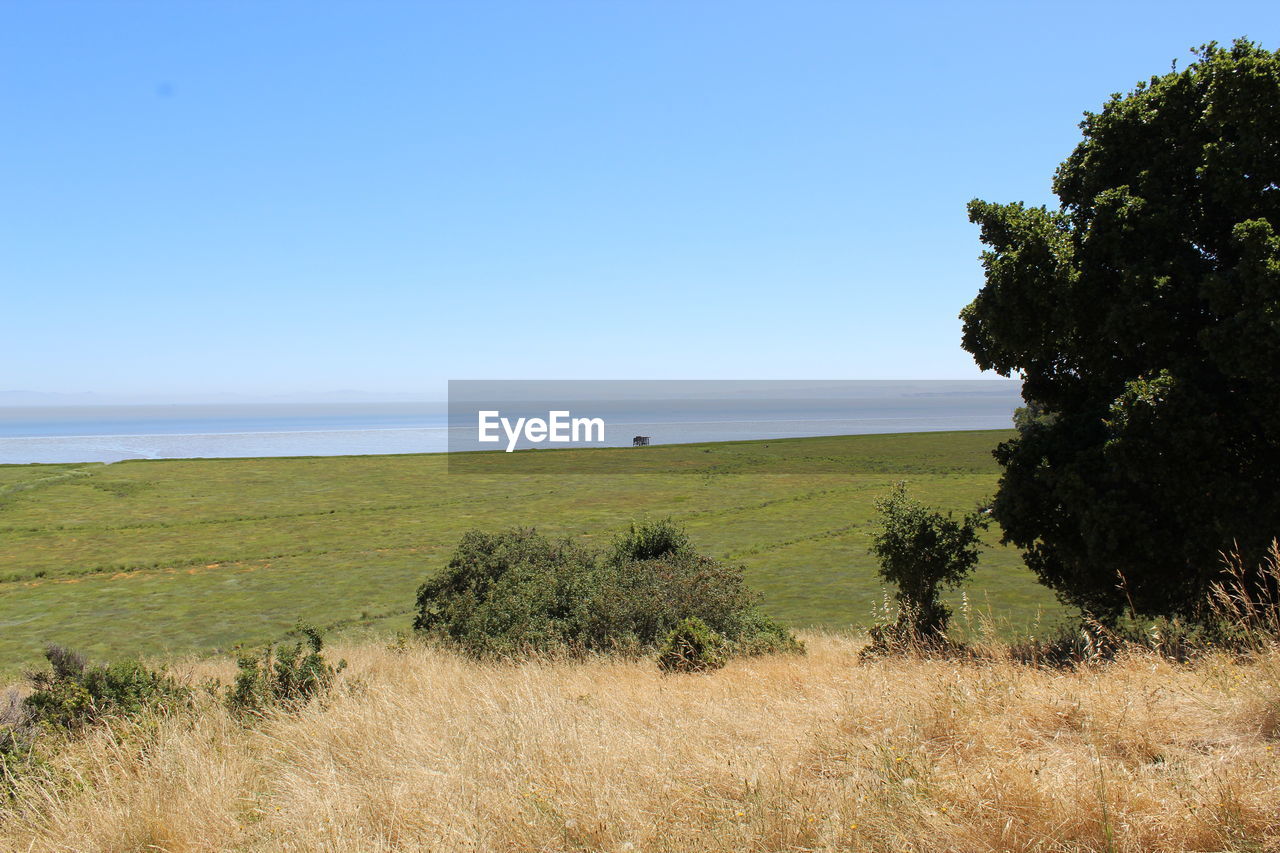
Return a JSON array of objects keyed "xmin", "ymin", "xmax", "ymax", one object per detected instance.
[{"xmin": 3, "ymin": 633, "xmax": 1280, "ymax": 851}]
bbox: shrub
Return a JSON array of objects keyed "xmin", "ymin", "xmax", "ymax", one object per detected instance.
[
  {"xmin": 733, "ymin": 611, "xmax": 807, "ymax": 657},
  {"xmin": 414, "ymin": 521, "xmax": 801, "ymax": 660},
  {"xmin": 0, "ymin": 647, "xmax": 188, "ymax": 798},
  {"xmin": 869, "ymin": 483, "xmax": 986, "ymax": 642},
  {"xmin": 226, "ymin": 624, "xmax": 346, "ymax": 715},
  {"xmin": 657, "ymin": 617, "xmax": 727, "ymax": 673},
  {"xmin": 585, "ymin": 548, "xmax": 770, "ymax": 651},
  {"xmin": 609, "ymin": 518, "xmax": 691, "ymax": 563},
  {"xmin": 413, "ymin": 528, "xmax": 601, "ymax": 657},
  {"xmin": 22, "ymin": 644, "xmax": 190, "ymax": 732}
]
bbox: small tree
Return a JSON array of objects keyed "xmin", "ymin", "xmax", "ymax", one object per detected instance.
[{"xmin": 870, "ymin": 483, "xmax": 986, "ymax": 639}]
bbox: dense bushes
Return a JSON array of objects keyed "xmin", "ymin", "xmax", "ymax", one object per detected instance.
[
  {"xmin": 0, "ymin": 645, "xmax": 191, "ymax": 798},
  {"xmin": 21, "ymin": 644, "xmax": 190, "ymax": 732},
  {"xmin": 414, "ymin": 520, "xmax": 802, "ymax": 662},
  {"xmin": 226, "ymin": 624, "xmax": 347, "ymax": 715}
]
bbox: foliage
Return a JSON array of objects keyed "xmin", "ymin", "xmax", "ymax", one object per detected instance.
[
  {"xmin": 731, "ymin": 611, "xmax": 807, "ymax": 657},
  {"xmin": 22, "ymin": 644, "xmax": 190, "ymax": 732},
  {"xmin": 1009, "ymin": 541, "xmax": 1280, "ymax": 665},
  {"xmin": 608, "ymin": 517, "xmax": 691, "ymax": 563},
  {"xmin": 961, "ymin": 39, "xmax": 1280, "ymax": 618},
  {"xmin": 412, "ymin": 528, "xmax": 601, "ymax": 656},
  {"xmin": 0, "ymin": 647, "xmax": 188, "ymax": 798},
  {"xmin": 226, "ymin": 625, "xmax": 346, "ymax": 715},
  {"xmin": 413, "ymin": 521, "xmax": 801, "ymax": 659},
  {"xmin": 588, "ymin": 525, "xmax": 795, "ymax": 655},
  {"xmin": 868, "ymin": 483, "xmax": 986, "ymax": 640},
  {"xmin": 656, "ymin": 617, "xmax": 727, "ymax": 673}
]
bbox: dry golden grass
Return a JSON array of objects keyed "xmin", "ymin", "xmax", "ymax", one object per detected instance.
[{"xmin": 3, "ymin": 633, "xmax": 1280, "ymax": 852}]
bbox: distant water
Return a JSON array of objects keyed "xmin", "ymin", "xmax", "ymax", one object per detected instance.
[
  {"xmin": 0, "ymin": 383, "xmax": 1023, "ymax": 464},
  {"xmin": 0, "ymin": 403, "xmax": 451, "ymax": 464}
]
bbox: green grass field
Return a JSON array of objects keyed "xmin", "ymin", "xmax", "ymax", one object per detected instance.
[{"xmin": 0, "ymin": 430, "xmax": 1067, "ymax": 673}]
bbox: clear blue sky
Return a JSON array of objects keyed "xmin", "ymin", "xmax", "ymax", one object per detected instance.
[{"xmin": 3, "ymin": 1, "xmax": 1276, "ymax": 400}]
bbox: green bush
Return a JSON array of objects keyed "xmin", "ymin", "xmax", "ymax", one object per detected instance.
[
  {"xmin": 414, "ymin": 520, "xmax": 801, "ymax": 660},
  {"xmin": 412, "ymin": 528, "xmax": 601, "ymax": 656},
  {"xmin": 226, "ymin": 625, "xmax": 346, "ymax": 715},
  {"xmin": 609, "ymin": 518, "xmax": 691, "ymax": 563},
  {"xmin": 0, "ymin": 647, "xmax": 188, "ymax": 798},
  {"xmin": 657, "ymin": 617, "xmax": 727, "ymax": 673},
  {"xmin": 22, "ymin": 644, "xmax": 190, "ymax": 732},
  {"xmin": 868, "ymin": 483, "xmax": 986, "ymax": 641},
  {"xmin": 733, "ymin": 611, "xmax": 807, "ymax": 657}
]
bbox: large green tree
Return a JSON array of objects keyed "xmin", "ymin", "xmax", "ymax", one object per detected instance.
[{"xmin": 962, "ymin": 40, "xmax": 1280, "ymax": 619}]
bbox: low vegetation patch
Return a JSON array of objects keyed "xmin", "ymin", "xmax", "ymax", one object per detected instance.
[
  {"xmin": 413, "ymin": 520, "xmax": 802, "ymax": 663},
  {"xmin": 1011, "ymin": 544, "xmax": 1280, "ymax": 665},
  {"xmin": 226, "ymin": 624, "xmax": 347, "ymax": 715},
  {"xmin": 21, "ymin": 644, "xmax": 190, "ymax": 733},
  {"xmin": 656, "ymin": 616, "xmax": 728, "ymax": 673},
  {"xmin": 0, "ymin": 645, "xmax": 191, "ymax": 800},
  {"xmin": 0, "ymin": 624, "xmax": 350, "ymax": 802}
]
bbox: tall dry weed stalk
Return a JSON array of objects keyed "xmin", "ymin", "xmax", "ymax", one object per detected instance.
[{"xmin": 1211, "ymin": 539, "xmax": 1280, "ymax": 648}]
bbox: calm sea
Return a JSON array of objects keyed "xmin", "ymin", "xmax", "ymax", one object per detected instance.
[{"xmin": 0, "ymin": 382, "xmax": 1023, "ymax": 464}]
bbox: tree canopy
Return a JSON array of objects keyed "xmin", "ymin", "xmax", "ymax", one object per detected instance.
[{"xmin": 962, "ymin": 40, "xmax": 1280, "ymax": 618}]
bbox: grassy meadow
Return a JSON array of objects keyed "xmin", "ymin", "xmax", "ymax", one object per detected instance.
[{"xmin": 0, "ymin": 430, "xmax": 1064, "ymax": 673}]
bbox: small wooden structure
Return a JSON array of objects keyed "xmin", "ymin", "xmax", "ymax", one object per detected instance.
[{"xmin": 632, "ymin": 435, "xmax": 650, "ymax": 447}]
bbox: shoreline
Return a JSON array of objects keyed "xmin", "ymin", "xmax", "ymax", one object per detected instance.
[{"xmin": 0, "ymin": 427, "xmax": 1017, "ymax": 467}]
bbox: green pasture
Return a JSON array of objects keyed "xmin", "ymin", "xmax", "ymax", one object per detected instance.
[{"xmin": 0, "ymin": 431, "xmax": 1068, "ymax": 673}]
